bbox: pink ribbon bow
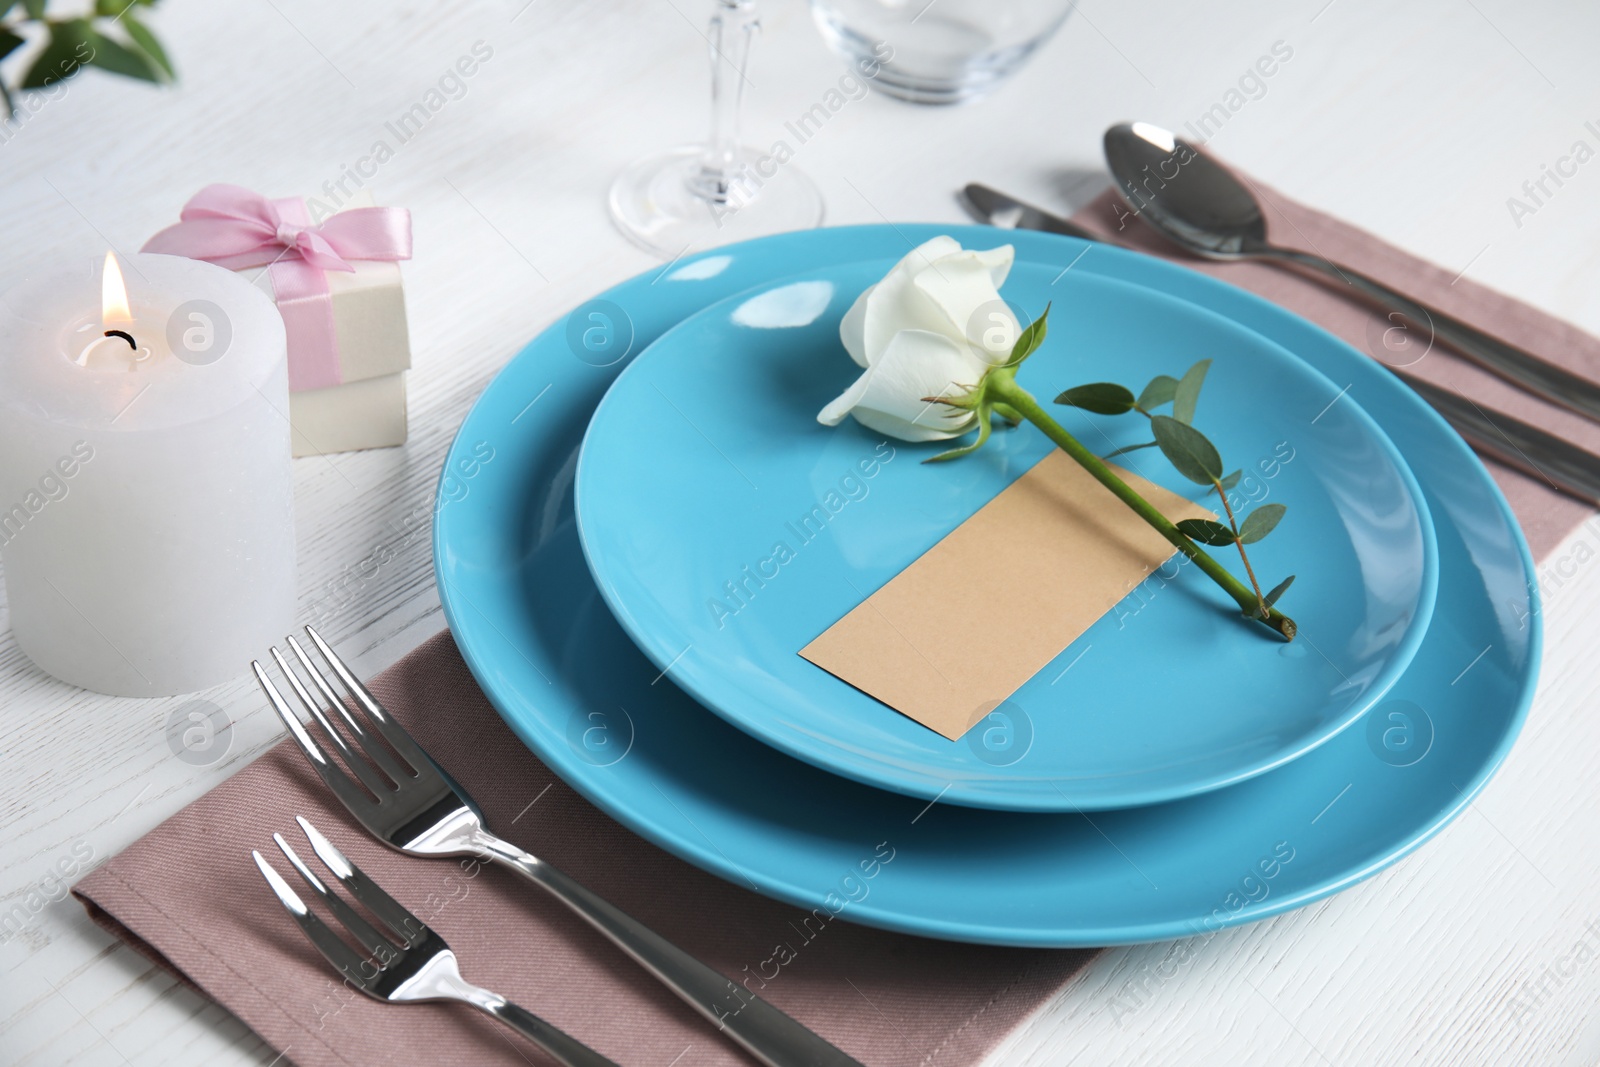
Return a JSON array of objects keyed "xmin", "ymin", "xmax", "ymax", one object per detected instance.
[{"xmin": 143, "ymin": 184, "xmax": 412, "ymax": 390}]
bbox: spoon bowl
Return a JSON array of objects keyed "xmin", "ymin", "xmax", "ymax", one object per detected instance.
[{"xmin": 1103, "ymin": 121, "xmax": 1266, "ymax": 258}]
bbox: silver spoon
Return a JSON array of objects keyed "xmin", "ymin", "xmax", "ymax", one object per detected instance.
[{"xmin": 1103, "ymin": 121, "xmax": 1600, "ymax": 425}]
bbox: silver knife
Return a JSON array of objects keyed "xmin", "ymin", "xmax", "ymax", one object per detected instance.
[
  {"xmin": 958, "ymin": 181, "xmax": 1600, "ymax": 506},
  {"xmin": 960, "ymin": 183, "xmax": 1100, "ymax": 241}
]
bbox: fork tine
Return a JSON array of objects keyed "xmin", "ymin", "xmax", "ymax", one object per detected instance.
[
  {"xmin": 269, "ymin": 646, "xmax": 392, "ymax": 798},
  {"xmin": 286, "ymin": 634, "xmax": 414, "ymax": 787},
  {"xmin": 297, "ymin": 815, "xmax": 426, "ymax": 946},
  {"xmin": 303, "ymin": 626, "xmax": 436, "ymax": 772},
  {"xmin": 272, "ymin": 831, "xmax": 400, "ymax": 963},
  {"xmin": 252, "ymin": 660, "xmax": 374, "ymax": 816},
  {"xmin": 252, "ymin": 849, "xmax": 372, "ymax": 980}
]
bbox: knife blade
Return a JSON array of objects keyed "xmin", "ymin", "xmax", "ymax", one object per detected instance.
[{"xmin": 960, "ymin": 183, "xmax": 1100, "ymax": 242}]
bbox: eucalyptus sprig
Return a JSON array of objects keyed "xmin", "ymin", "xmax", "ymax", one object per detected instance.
[
  {"xmin": 0, "ymin": 0, "xmax": 171, "ymax": 120},
  {"xmin": 1056, "ymin": 358, "xmax": 1294, "ymax": 622},
  {"xmin": 924, "ymin": 307, "xmax": 1297, "ymax": 640}
]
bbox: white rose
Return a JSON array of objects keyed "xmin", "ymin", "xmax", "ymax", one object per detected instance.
[{"xmin": 818, "ymin": 237, "xmax": 1020, "ymax": 441}]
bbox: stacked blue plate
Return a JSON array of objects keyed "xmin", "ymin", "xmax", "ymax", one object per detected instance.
[{"xmin": 434, "ymin": 225, "xmax": 1538, "ymax": 946}]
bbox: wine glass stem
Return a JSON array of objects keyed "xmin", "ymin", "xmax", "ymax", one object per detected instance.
[{"xmin": 693, "ymin": 0, "xmax": 758, "ymax": 204}]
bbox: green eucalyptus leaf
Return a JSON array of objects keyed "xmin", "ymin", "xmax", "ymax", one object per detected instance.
[
  {"xmin": 1219, "ymin": 470, "xmax": 1241, "ymax": 492},
  {"xmin": 20, "ymin": 20, "xmax": 90, "ymax": 89},
  {"xmin": 1172, "ymin": 358, "xmax": 1212, "ymax": 424},
  {"xmin": 1103, "ymin": 440, "xmax": 1157, "ymax": 459},
  {"xmin": 1137, "ymin": 374, "xmax": 1179, "ymax": 410},
  {"xmin": 1054, "ymin": 382, "xmax": 1136, "ymax": 415},
  {"xmin": 1238, "ymin": 502, "xmax": 1286, "ymax": 544},
  {"xmin": 1005, "ymin": 304, "xmax": 1050, "ymax": 367},
  {"xmin": 1150, "ymin": 414, "xmax": 1223, "ymax": 485},
  {"xmin": 1177, "ymin": 518, "xmax": 1238, "ymax": 546},
  {"xmin": 120, "ymin": 15, "xmax": 172, "ymax": 79},
  {"xmin": 1264, "ymin": 574, "xmax": 1296, "ymax": 607},
  {"xmin": 85, "ymin": 27, "xmax": 159, "ymax": 81}
]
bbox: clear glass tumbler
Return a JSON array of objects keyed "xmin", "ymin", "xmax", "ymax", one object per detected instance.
[{"xmin": 807, "ymin": 0, "xmax": 1076, "ymax": 105}]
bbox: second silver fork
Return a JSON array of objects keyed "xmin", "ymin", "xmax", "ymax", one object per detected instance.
[
  {"xmin": 255, "ymin": 816, "xmax": 619, "ymax": 1067},
  {"xmin": 253, "ymin": 627, "xmax": 863, "ymax": 1067}
]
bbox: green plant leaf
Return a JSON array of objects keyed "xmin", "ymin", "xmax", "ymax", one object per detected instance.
[
  {"xmin": 1054, "ymin": 382, "xmax": 1136, "ymax": 415},
  {"xmin": 1264, "ymin": 574, "xmax": 1296, "ymax": 607},
  {"xmin": 1004, "ymin": 304, "xmax": 1050, "ymax": 367},
  {"xmin": 120, "ymin": 13, "xmax": 172, "ymax": 77},
  {"xmin": 1219, "ymin": 470, "xmax": 1241, "ymax": 492},
  {"xmin": 1137, "ymin": 374, "xmax": 1179, "ymax": 410},
  {"xmin": 20, "ymin": 20, "xmax": 90, "ymax": 89},
  {"xmin": 1238, "ymin": 502, "xmax": 1287, "ymax": 544},
  {"xmin": 1150, "ymin": 414, "xmax": 1223, "ymax": 485},
  {"xmin": 1177, "ymin": 518, "xmax": 1238, "ymax": 546},
  {"xmin": 1172, "ymin": 358, "xmax": 1212, "ymax": 424},
  {"xmin": 1103, "ymin": 440, "xmax": 1157, "ymax": 459},
  {"xmin": 86, "ymin": 26, "xmax": 159, "ymax": 81}
]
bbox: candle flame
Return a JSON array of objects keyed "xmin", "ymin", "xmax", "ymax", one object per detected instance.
[{"xmin": 101, "ymin": 251, "xmax": 132, "ymax": 328}]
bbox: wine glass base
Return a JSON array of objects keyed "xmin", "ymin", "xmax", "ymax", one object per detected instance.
[{"xmin": 608, "ymin": 144, "xmax": 825, "ymax": 259}]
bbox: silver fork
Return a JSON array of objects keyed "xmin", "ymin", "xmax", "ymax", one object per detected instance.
[
  {"xmin": 253, "ymin": 627, "xmax": 863, "ymax": 1067},
  {"xmin": 254, "ymin": 816, "xmax": 618, "ymax": 1066}
]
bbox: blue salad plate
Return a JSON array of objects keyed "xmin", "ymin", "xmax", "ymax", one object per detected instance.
[
  {"xmin": 573, "ymin": 255, "xmax": 1438, "ymax": 811},
  {"xmin": 433, "ymin": 224, "xmax": 1538, "ymax": 946}
]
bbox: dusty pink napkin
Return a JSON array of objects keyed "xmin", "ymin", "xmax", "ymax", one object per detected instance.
[{"xmin": 75, "ymin": 175, "xmax": 1598, "ymax": 1067}]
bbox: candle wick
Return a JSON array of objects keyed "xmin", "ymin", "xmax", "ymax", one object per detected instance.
[{"xmin": 104, "ymin": 329, "xmax": 137, "ymax": 350}]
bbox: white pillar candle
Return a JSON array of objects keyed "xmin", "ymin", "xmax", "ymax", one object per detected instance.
[{"xmin": 0, "ymin": 252, "xmax": 295, "ymax": 696}]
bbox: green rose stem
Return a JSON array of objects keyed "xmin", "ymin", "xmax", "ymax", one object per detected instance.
[{"xmin": 931, "ymin": 369, "xmax": 1298, "ymax": 642}]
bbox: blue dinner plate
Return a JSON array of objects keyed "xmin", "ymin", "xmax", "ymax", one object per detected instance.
[
  {"xmin": 434, "ymin": 225, "xmax": 1538, "ymax": 946},
  {"xmin": 574, "ymin": 258, "xmax": 1439, "ymax": 810}
]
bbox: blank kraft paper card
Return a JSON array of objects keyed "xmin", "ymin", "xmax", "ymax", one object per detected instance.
[{"xmin": 800, "ymin": 450, "xmax": 1215, "ymax": 740}]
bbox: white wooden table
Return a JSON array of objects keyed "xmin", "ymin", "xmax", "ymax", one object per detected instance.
[{"xmin": 3, "ymin": 0, "xmax": 1599, "ymax": 1063}]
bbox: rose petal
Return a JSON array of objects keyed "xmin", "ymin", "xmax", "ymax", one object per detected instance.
[
  {"xmin": 839, "ymin": 285, "xmax": 873, "ymax": 368},
  {"xmin": 911, "ymin": 250, "xmax": 1021, "ymax": 365},
  {"xmin": 816, "ymin": 329, "xmax": 983, "ymax": 442},
  {"xmin": 860, "ymin": 236, "xmax": 966, "ymax": 364},
  {"xmin": 971, "ymin": 243, "xmax": 1014, "ymax": 289}
]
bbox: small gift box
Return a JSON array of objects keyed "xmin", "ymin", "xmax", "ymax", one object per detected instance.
[{"xmin": 144, "ymin": 185, "xmax": 413, "ymax": 456}]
